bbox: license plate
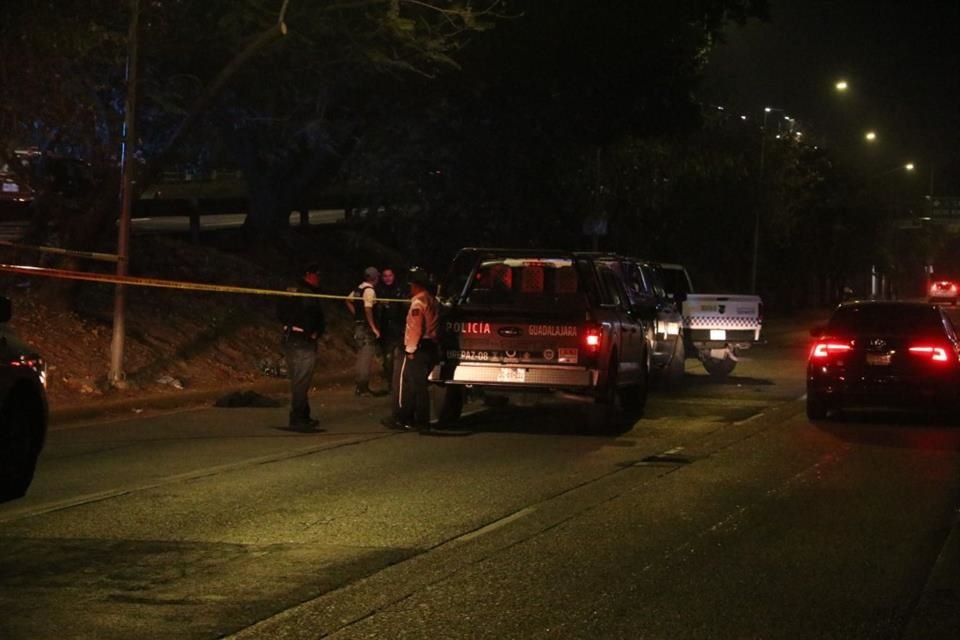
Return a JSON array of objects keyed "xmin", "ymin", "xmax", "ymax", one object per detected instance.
[
  {"xmin": 710, "ymin": 329, "xmax": 727, "ymax": 340},
  {"xmin": 866, "ymin": 353, "xmax": 891, "ymax": 366},
  {"xmin": 496, "ymin": 367, "xmax": 526, "ymax": 383},
  {"xmin": 2, "ymin": 183, "xmax": 18, "ymax": 193}
]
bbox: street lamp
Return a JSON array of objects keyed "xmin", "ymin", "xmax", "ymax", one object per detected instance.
[
  {"xmin": 865, "ymin": 130, "xmax": 878, "ymax": 142},
  {"xmin": 835, "ymin": 79, "xmax": 849, "ymax": 92},
  {"xmin": 874, "ymin": 162, "xmax": 917, "ymax": 178}
]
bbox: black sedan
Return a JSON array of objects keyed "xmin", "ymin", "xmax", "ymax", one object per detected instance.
[
  {"xmin": 807, "ymin": 301, "xmax": 960, "ymax": 420},
  {"xmin": 0, "ymin": 296, "xmax": 48, "ymax": 501}
]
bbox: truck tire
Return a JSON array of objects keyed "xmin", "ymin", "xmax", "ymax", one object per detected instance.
[
  {"xmin": 438, "ymin": 385, "xmax": 465, "ymax": 425},
  {"xmin": 665, "ymin": 336, "xmax": 685, "ymax": 387},
  {"xmin": 702, "ymin": 355, "xmax": 737, "ymax": 377},
  {"xmin": 587, "ymin": 354, "xmax": 634, "ymax": 434},
  {"xmin": 619, "ymin": 348, "xmax": 649, "ymax": 414}
]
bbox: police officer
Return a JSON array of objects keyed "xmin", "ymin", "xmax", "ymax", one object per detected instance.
[
  {"xmin": 376, "ymin": 267, "xmax": 407, "ymax": 395},
  {"xmin": 381, "ymin": 267, "xmax": 439, "ymax": 431},
  {"xmin": 277, "ymin": 263, "xmax": 326, "ymax": 430},
  {"xmin": 345, "ymin": 266, "xmax": 383, "ymax": 396}
]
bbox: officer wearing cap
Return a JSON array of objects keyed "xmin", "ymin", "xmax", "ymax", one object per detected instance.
[
  {"xmin": 345, "ymin": 266, "xmax": 383, "ymax": 396},
  {"xmin": 382, "ymin": 267, "xmax": 439, "ymax": 431},
  {"xmin": 277, "ymin": 263, "xmax": 326, "ymax": 430}
]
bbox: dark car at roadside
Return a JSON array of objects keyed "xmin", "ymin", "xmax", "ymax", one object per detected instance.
[
  {"xmin": 0, "ymin": 296, "xmax": 48, "ymax": 501},
  {"xmin": 806, "ymin": 300, "xmax": 960, "ymax": 420},
  {"xmin": 928, "ymin": 278, "xmax": 958, "ymax": 305}
]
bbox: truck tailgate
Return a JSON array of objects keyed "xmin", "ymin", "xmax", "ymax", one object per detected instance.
[
  {"xmin": 682, "ymin": 294, "xmax": 762, "ymax": 340},
  {"xmin": 442, "ymin": 311, "xmax": 587, "ymax": 366}
]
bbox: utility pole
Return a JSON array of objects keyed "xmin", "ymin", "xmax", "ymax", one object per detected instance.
[{"xmin": 109, "ymin": 0, "xmax": 140, "ymax": 386}]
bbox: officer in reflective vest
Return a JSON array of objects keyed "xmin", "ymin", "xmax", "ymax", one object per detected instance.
[
  {"xmin": 345, "ymin": 266, "xmax": 383, "ymax": 396},
  {"xmin": 382, "ymin": 267, "xmax": 439, "ymax": 431}
]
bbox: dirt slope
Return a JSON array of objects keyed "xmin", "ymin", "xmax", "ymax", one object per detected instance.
[{"xmin": 2, "ymin": 227, "xmax": 404, "ymax": 408}]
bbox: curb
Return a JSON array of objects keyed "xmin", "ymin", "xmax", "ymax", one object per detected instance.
[{"xmin": 49, "ymin": 368, "xmax": 356, "ymax": 425}]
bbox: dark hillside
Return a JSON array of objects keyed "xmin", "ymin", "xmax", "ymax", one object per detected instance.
[{"xmin": 1, "ymin": 228, "xmax": 407, "ymax": 407}]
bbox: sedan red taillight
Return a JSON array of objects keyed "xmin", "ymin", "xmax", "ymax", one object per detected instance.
[
  {"xmin": 930, "ymin": 281, "xmax": 957, "ymax": 295},
  {"xmin": 908, "ymin": 344, "xmax": 952, "ymax": 363},
  {"xmin": 810, "ymin": 340, "xmax": 853, "ymax": 360}
]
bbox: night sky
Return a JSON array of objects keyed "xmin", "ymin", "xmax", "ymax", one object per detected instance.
[{"xmin": 703, "ymin": 0, "xmax": 960, "ymax": 192}]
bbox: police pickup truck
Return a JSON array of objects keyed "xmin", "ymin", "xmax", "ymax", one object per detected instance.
[
  {"xmin": 428, "ymin": 248, "xmax": 655, "ymax": 429},
  {"xmin": 652, "ymin": 262, "xmax": 762, "ymax": 377}
]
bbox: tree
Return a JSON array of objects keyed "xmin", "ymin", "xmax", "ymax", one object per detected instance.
[
  {"xmin": 344, "ymin": 0, "xmax": 770, "ymax": 267},
  {"xmin": 0, "ymin": 1, "xmax": 129, "ymax": 255},
  {"xmin": 138, "ymin": 0, "xmax": 509, "ymax": 242},
  {"xmin": 0, "ymin": 0, "xmax": 509, "ymax": 251}
]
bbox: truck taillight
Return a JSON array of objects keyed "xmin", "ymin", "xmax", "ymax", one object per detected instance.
[{"xmin": 583, "ymin": 326, "xmax": 602, "ymax": 354}]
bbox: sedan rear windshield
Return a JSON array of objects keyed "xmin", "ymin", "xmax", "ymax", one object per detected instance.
[{"xmin": 828, "ymin": 305, "xmax": 944, "ymax": 335}]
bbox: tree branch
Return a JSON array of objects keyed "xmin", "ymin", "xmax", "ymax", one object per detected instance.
[{"xmin": 139, "ymin": 0, "xmax": 291, "ymax": 195}]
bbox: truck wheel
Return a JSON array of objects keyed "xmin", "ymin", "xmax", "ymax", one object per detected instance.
[
  {"xmin": 438, "ymin": 386, "xmax": 465, "ymax": 425},
  {"xmin": 619, "ymin": 350, "xmax": 649, "ymax": 414},
  {"xmin": 587, "ymin": 356, "xmax": 632, "ymax": 434},
  {"xmin": 596, "ymin": 354, "xmax": 620, "ymax": 406},
  {"xmin": 665, "ymin": 336, "xmax": 685, "ymax": 387},
  {"xmin": 702, "ymin": 356, "xmax": 737, "ymax": 378}
]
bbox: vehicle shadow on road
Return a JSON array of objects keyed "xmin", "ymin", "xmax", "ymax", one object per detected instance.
[
  {"xmin": 812, "ymin": 411, "xmax": 960, "ymax": 451},
  {"xmin": 271, "ymin": 425, "xmax": 328, "ymax": 434},
  {"xmin": 679, "ymin": 373, "xmax": 775, "ymax": 388},
  {"xmin": 432, "ymin": 402, "xmax": 641, "ymax": 438}
]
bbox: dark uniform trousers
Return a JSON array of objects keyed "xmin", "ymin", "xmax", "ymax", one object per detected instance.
[
  {"xmin": 396, "ymin": 339, "xmax": 439, "ymax": 428},
  {"xmin": 284, "ymin": 333, "xmax": 317, "ymax": 424}
]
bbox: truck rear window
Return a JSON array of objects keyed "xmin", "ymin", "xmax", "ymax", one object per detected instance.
[
  {"xmin": 462, "ymin": 258, "xmax": 585, "ymax": 309},
  {"xmin": 657, "ymin": 267, "xmax": 692, "ymax": 297}
]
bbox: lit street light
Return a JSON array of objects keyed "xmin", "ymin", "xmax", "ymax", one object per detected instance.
[
  {"xmin": 865, "ymin": 130, "xmax": 878, "ymax": 142},
  {"xmin": 835, "ymin": 79, "xmax": 849, "ymax": 92},
  {"xmin": 874, "ymin": 162, "xmax": 917, "ymax": 178}
]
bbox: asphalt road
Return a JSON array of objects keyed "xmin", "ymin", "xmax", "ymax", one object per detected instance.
[{"xmin": 1, "ymin": 315, "xmax": 959, "ymax": 639}]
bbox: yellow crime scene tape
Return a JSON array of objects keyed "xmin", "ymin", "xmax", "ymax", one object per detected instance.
[
  {"xmin": 0, "ymin": 263, "xmax": 411, "ymax": 303},
  {"xmin": 0, "ymin": 239, "xmax": 120, "ymax": 263}
]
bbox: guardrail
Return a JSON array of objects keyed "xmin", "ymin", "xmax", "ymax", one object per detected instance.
[
  {"xmin": 0, "ymin": 208, "xmax": 348, "ymax": 244},
  {"xmin": 130, "ymin": 208, "xmax": 346, "ymax": 236}
]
